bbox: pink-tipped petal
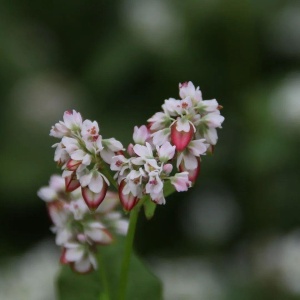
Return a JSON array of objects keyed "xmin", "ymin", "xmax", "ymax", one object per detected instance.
[
  {"xmin": 65, "ymin": 173, "xmax": 80, "ymax": 192},
  {"xmin": 171, "ymin": 121, "xmax": 194, "ymax": 152},
  {"xmin": 118, "ymin": 180, "xmax": 139, "ymax": 211},
  {"xmin": 66, "ymin": 159, "xmax": 81, "ymax": 171},
  {"xmin": 82, "ymin": 184, "xmax": 108, "ymax": 211},
  {"xmin": 179, "ymin": 158, "xmax": 201, "ymax": 183}
]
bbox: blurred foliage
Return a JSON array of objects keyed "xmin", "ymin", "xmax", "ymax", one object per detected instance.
[
  {"xmin": 0, "ymin": 0, "xmax": 300, "ymax": 298},
  {"xmin": 57, "ymin": 237, "xmax": 162, "ymax": 300}
]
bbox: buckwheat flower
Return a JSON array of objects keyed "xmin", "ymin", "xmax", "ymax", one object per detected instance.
[
  {"xmin": 176, "ymin": 139, "xmax": 208, "ymax": 170},
  {"xmin": 179, "ymin": 81, "xmax": 202, "ymax": 104},
  {"xmin": 110, "ymin": 154, "xmax": 130, "ymax": 179},
  {"xmin": 101, "ymin": 138, "xmax": 124, "ymax": 164},
  {"xmin": 118, "ymin": 179, "xmax": 139, "ymax": 211},
  {"xmin": 50, "ymin": 110, "xmax": 83, "ymax": 138},
  {"xmin": 148, "ymin": 112, "xmax": 172, "ymax": 131},
  {"xmin": 145, "ymin": 171, "xmax": 164, "ymax": 198},
  {"xmin": 78, "ymin": 169, "xmax": 109, "ymax": 210},
  {"xmin": 62, "ymin": 242, "xmax": 97, "ymax": 274},
  {"xmin": 196, "ymin": 99, "xmax": 219, "ymax": 114},
  {"xmin": 47, "ymin": 201, "xmax": 73, "ymax": 246},
  {"xmin": 156, "ymin": 141, "xmax": 176, "ymax": 162},
  {"xmin": 152, "ymin": 128, "xmax": 171, "ymax": 146},
  {"xmin": 133, "ymin": 125, "xmax": 151, "ymax": 145},
  {"xmin": 133, "ymin": 142, "xmax": 154, "ymax": 160},
  {"xmin": 81, "ymin": 119, "xmax": 100, "ymax": 142},
  {"xmin": 103, "ymin": 212, "xmax": 129, "ymax": 235},
  {"xmin": 53, "ymin": 142, "xmax": 69, "ymax": 165},
  {"xmin": 83, "ymin": 221, "xmax": 113, "ymax": 245},
  {"xmin": 66, "ymin": 198, "xmax": 89, "ymax": 220},
  {"xmin": 37, "ymin": 175, "xmax": 65, "ymax": 202},
  {"xmin": 151, "ymin": 190, "xmax": 166, "ymax": 205},
  {"xmin": 170, "ymin": 172, "xmax": 191, "ymax": 192}
]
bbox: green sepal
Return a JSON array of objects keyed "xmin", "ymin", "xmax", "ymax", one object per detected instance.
[{"xmin": 143, "ymin": 196, "xmax": 157, "ymax": 220}]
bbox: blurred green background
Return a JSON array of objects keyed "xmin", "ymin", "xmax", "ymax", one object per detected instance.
[{"xmin": 1, "ymin": 0, "xmax": 300, "ymax": 299}]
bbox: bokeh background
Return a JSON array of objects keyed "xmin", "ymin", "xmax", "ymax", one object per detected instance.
[{"xmin": 1, "ymin": 0, "xmax": 300, "ymax": 299}]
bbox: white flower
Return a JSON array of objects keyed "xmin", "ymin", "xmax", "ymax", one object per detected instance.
[
  {"xmin": 156, "ymin": 141, "xmax": 176, "ymax": 162},
  {"xmin": 84, "ymin": 221, "xmax": 113, "ymax": 244},
  {"xmin": 152, "ymin": 128, "xmax": 171, "ymax": 146},
  {"xmin": 50, "ymin": 110, "xmax": 83, "ymax": 137},
  {"xmin": 62, "ymin": 110, "xmax": 83, "ymax": 130},
  {"xmin": 53, "ymin": 142, "xmax": 69, "ymax": 164},
  {"xmin": 37, "ymin": 175, "xmax": 65, "ymax": 202},
  {"xmin": 133, "ymin": 142, "xmax": 154, "ymax": 159},
  {"xmin": 151, "ymin": 190, "xmax": 166, "ymax": 205},
  {"xmin": 133, "ymin": 125, "xmax": 150, "ymax": 145},
  {"xmin": 78, "ymin": 169, "xmax": 109, "ymax": 194},
  {"xmin": 81, "ymin": 120, "xmax": 100, "ymax": 142},
  {"xmin": 145, "ymin": 171, "xmax": 164, "ymax": 198},
  {"xmin": 63, "ymin": 242, "xmax": 97, "ymax": 273},
  {"xmin": 176, "ymin": 140, "xmax": 207, "ymax": 171},
  {"xmin": 101, "ymin": 138, "xmax": 124, "ymax": 164},
  {"xmin": 201, "ymin": 112, "xmax": 225, "ymax": 129},
  {"xmin": 196, "ymin": 99, "xmax": 219, "ymax": 113},
  {"xmin": 148, "ymin": 112, "xmax": 172, "ymax": 131},
  {"xmin": 170, "ymin": 172, "xmax": 191, "ymax": 192},
  {"xmin": 162, "ymin": 98, "xmax": 180, "ymax": 116},
  {"xmin": 179, "ymin": 81, "xmax": 202, "ymax": 104}
]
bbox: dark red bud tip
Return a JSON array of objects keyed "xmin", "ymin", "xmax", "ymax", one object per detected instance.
[
  {"xmin": 82, "ymin": 183, "xmax": 108, "ymax": 211},
  {"xmin": 118, "ymin": 180, "xmax": 139, "ymax": 211},
  {"xmin": 65, "ymin": 173, "xmax": 80, "ymax": 192},
  {"xmin": 179, "ymin": 82, "xmax": 188, "ymax": 88},
  {"xmin": 171, "ymin": 122, "xmax": 194, "ymax": 152}
]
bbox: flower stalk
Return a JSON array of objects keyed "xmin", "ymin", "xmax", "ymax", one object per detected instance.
[{"xmin": 117, "ymin": 204, "xmax": 140, "ymax": 300}]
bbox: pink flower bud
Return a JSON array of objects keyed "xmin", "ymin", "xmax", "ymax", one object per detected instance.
[
  {"xmin": 163, "ymin": 163, "xmax": 173, "ymax": 174},
  {"xmin": 65, "ymin": 173, "xmax": 80, "ymax": 192},
  {"xmin": 170, "ymin": 121, "xmax": 194, "ymax": 152},
  {"xmin": 81, "ymin": 183, "xmax": 108, "ymax": 211},
  {"xmin": 179, "ymin": 158, "xmax": 201, "ymax": 183},
  {"xmin": 118, "ymin": 179, "xmax": 139, "ymax": 211}
]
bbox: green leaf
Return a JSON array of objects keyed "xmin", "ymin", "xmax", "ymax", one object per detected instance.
[
  {"xmin": 56, "ymin": 237, "xmax": 163, "ymax": 300},
  {"xmin": 143, "ymin": 197, "xmax": 157, "ymax": 220},
  {"xmin": 163, "ymin": 180, "xmax": 175, "ymax": 198}
]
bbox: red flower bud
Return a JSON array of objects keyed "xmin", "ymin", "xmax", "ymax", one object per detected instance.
[
  {"xmin": 81, "ymin": 183, "xmax": 108, "ymax": 211},
  {"xmin": 65, "ymin": 173, "xmax": 80, "ymax": 192},
  {"xmin": 118, "ymin": 179, "xmax": 139, "ymax": 211},
  {"xmin": 171, "ymin": 121, "xmax": 194, "ymax": 152}
]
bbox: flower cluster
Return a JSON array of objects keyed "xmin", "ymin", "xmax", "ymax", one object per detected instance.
[
  {"xmin": 148, "ymin": 81, "xmax": 224, "ymax": 182},
  {"xmin": 38, "ymin": 175, "xmax": 128, "ymax": 273},
  {"xmin": 111, "ymin": 130, "xmax": 192, "ymax": 208},
  {"xmin": 50, "ymin": 110, "xmax": 124, "ymax": 211},
  {"xmin": 110, "ymin": 81, "xmax": 224, "ymax": 210}
]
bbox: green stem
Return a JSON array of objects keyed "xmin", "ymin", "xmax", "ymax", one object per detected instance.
[
  {"xmin": 118, "ymin": 206, "xmax": 140, "ymax": 300},
  {"xmin": 98, "ymin": 251, "xmax": 110, "ymax": 300}
]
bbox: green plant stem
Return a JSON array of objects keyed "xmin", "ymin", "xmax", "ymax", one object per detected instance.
[
  {"xmin": 98, "ymin": 251, "xmax": 110, "ymax": 300},
  {"xmin": 118, "ymin": 206, "xmax": 140, "ymax": 300}
]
